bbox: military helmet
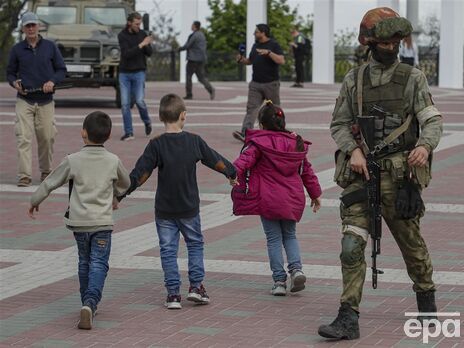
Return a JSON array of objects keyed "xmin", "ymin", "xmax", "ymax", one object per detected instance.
[{"xmin": 358, "ymin": 7, "xmax": 413, "ymax": 45}]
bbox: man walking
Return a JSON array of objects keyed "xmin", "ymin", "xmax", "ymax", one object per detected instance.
[
  {"xmin": 290, "ymin": 27, "xmax": 307, "ymax": 88},
  {"xmin": 233, "ymin": 24, "xmax": 285, "ymax": 142},
  {"xmin": 317, "ymin": 7, "xmax": 442, "ymax": 340},
  {"xmin": 179, "ymin": 21, "xmax": 215, "ymax": 100},
  {"xmin": 6, "ymin": 12, "xmax": 66, "ymax": 187},
  {"xmin": 118, "ymin": 11, "xmax": 153, "ymax": 141}
]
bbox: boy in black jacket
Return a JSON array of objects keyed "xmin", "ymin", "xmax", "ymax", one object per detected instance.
[{"xmin": 121, "ymin": 93, "xmax": 236, "ymax": 309}]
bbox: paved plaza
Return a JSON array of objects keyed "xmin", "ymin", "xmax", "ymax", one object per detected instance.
[{"xmin": 0, "ymin": 81, "xmax": 463, "ymax": 347}]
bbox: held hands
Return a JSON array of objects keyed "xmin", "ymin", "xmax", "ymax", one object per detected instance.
[
  {"xmin": 28, "ymin": 205, "xmax": 39, "ymax": 219},
  {"xmin": 229, "ymin": 177, "xmax": 239, "ymax": 186},
  {"xmin": 350, "ymin": 147, "xmax": 370, "ymax": 180},
  {"xmin": 42, "ymin": 81, "xmax": 55, "ymax": 93},
  {"xmin": 408, "ymin": 146, "xmax": 429, "ymax": 167},
  {"xmin": 311, "ymin": 197, "xmax": 322, "ymax": 213}
]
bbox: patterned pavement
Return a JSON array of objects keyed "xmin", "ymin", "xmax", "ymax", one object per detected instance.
[{"xmin": 0, "ymin": 81, "xmax": 463, "ymax": 347}]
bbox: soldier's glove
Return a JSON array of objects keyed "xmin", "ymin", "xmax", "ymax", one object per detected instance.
[{"xmin": 395, "ymin": 180, "xmax": 424, "ymax": 219}]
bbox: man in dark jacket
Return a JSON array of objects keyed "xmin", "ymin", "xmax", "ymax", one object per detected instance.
[
  {"xmin": 118, "ymin": 12, "xmax": 153, "ymax": 141},
  {"xmin": 290, "ymin": 27, "xmax": 307, "ymax": 88},
  {"xmin": 6, "ymin": 12, "xmax": 66, "ymax": 187},
  {"xmin": 179, "ymin": 21, "xmax": 215, "ymax": 100}
]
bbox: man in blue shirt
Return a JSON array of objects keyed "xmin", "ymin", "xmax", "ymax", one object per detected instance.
[{"xmin": 6, "ymin": 12, "xmax": 66, "ymax": 187}]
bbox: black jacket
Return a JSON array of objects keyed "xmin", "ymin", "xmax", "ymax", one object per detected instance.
[
  {"xmin": 125, "ymin": 132, "xmax": 236, "ymax": 219},
  {"xmin": 118, "ymin": 28, "xmax": 153, "ymax": 73}
]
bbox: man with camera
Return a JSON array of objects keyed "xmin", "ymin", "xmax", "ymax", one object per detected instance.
[{"xmin": 118, "ymin": 11, "xmax": 153, "ymax": 141}]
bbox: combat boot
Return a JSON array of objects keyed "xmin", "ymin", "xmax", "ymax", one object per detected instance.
[
  {"xmin": 318, "ymin": 302, "xmax": 360, "ymax": 340},
  {"xmin": 416, "ymin": 290, "xmax": 438, "ymax": 326}
]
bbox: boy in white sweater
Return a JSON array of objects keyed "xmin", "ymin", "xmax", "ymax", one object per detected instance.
[{"xmin": 28, "ymin": 111, "xmax": 130, "ymax": 330}]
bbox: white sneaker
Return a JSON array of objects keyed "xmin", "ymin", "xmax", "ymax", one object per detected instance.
[
  {"xmin": 271, "ymin": 281, "xmax": 287, "ymax": 296},
  {"xmin": 78, "ymin": 305, "xmax": 93, "ymax": 330},
  {"xmin": 290, "ymin": 270, "xmax": 306, "ymax": 293}
]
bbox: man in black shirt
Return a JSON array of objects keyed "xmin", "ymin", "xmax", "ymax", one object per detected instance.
[
  {"xmin": 233, "ymin": 24, "xmax": 285, "ymax": 142},
  {"xmin": 121, "ymin": 93, "xmax": 236, "ymax": 309},
  {"xmin": 118, "ymin": 12, "xmax": 153, "ymax": 141},
  {"xmin": 290, "ymin": 27, "xmax": 307, "ymax": 88}
]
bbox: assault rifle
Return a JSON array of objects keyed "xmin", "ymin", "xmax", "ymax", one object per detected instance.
[
  {"xmin": 23, "ymin": 83, "xmax": 73, "ymax": 94},
  {"xmin": 357, "ymin": 115, "xmax": 384, "ymax": 289}
]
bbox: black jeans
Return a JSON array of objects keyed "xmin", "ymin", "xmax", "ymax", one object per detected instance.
[
  {"xmin": 294, "ymin": 55, "xmax": 304, "ymax": 83},
  {"xmin": 186, "ymin": 61, "xmax": 213, "ymax": 97}
]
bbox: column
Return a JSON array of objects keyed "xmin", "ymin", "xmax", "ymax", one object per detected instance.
[
  {"xmin": 180, "ymin": 0, "xmax": 199, "ymax": 83},
  {"xmin": 246, "ymin": 0, "xmax": 267, "ymax": 82},
  {"xmin": 439, "ymin": 0, "xmax": 464, "ymax": 88},
  {"xmin": 312, "ymin": 0, "xmax": 334, "ymax": 84}
]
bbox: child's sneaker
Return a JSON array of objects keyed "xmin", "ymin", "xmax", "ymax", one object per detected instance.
[
  {"xmin": 187, "ymin": 284, "xmax": 210, "ymax": 304},
  {"xmin": 78, "ymin": 305, "xmax": 93, "ymax": 330},
  {"xmin": 290, "ymin": 270, "xmax": 306, "ymax": 293},
  {"xmin": 165, "ymin": 294, "xmax": 182, "ymax": 309},
  {"xmin": 271, "ymin": 281, "xmax": 287, "ymax": 296}
]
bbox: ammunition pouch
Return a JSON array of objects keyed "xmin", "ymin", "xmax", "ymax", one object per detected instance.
[
  {"xmin": 334, "ymin": 150, "xmax": 358, "ymax": 188},
  {"xmin": 410, "ymin": 154, "xmax": 432, "ymax": 188},
  {"xmin": 395, "ymin": 179, "xmax": 424, "ymax": 219}
]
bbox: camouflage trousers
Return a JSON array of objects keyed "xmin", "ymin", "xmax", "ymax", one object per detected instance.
[{"xmin": 339, "ymin": 170, "xmax": 435, "ymax": 312}]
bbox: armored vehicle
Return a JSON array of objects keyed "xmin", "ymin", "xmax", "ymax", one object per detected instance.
[{"xmin": 30, "ymin": 0, "xmax": 147, "ymax": 107}]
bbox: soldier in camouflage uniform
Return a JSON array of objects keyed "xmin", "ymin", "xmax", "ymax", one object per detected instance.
[{"xmin": 318, "ymin": 7, "xmax": 443, "ymax": 340}]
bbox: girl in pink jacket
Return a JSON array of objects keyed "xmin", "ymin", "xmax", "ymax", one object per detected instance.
[{"xmin": 232, "ymin": 101, "xmax": 322, "ymax": 296}]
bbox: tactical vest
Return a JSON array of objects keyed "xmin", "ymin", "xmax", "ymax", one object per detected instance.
[{"xmin": 353, "ymin": 63, "xmax": 419, "ymax": 156}]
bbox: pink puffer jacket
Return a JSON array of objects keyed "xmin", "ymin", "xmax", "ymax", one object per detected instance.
[{"xmin": 232, "ymin": 130, "xmax": 321, "ymax": 222}]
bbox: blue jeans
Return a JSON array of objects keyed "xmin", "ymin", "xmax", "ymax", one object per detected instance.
[
  {"xmin": 119, "ymin": 71, "xmax": 151, "ymax": 135},
  {"xmin": 73, "ymin": 231, "xmax": 112, "ymax": 309},
  {"xmin": 155, "ymin": 214, "xmax": 204, "ymax": 295},
  {"xmin": 260, "ymin": 217, "xmax": 302, "ymax": 282}
]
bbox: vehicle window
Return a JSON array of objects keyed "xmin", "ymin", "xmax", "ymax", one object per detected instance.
[
  {"xmin": 36, "ymin": 6, "xmax": 77, "ymax": 24},
  {"xmin": 84, "ymin": 8, "xmax": 126, "ymax": 26}
]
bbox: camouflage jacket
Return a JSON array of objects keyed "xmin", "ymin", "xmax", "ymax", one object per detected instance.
[{"xmin": 330, "ymin": 59, "xmax": 442, "ymax": 155}]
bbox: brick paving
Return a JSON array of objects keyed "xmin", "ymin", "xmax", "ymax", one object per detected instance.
[{"xmin": 1, "ymin": 81, "xmax": 463, "ymax": 347}]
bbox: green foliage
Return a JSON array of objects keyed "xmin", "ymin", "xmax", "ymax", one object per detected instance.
[
  {"xmin": 150, "ymin": 0, "xmax": 179, "ymax": 51},
  {"xmin": 334, "ymin": 27, "xmax": 358, "ymax": 54},
  {"xmin": 205, "ymin": 0, "xmax": 308, "ymax": 80},
  {"xmin": 0, "ymin": 0, "xmax": 29, "ymax": 81},
  {"xmin": 205, "ymin": 0, "xmax": 246, "ymax": 52}
]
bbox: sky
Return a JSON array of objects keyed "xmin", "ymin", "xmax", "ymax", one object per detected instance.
[{"xmin": 136, "ymin": 0, "xmax": 443, "ymax": 37}]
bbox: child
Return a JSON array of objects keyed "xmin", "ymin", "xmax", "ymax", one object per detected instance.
[
  {"xmin": 120, "ymin": 93, "xmax": 236, "ymax": 309},
  {"xmin": 232, "ymin": 100, "xmax": 322, "ymax": 296},
  {"xmin": 28, "ymin": 111, "xmax": 130, "ymax": 329}
]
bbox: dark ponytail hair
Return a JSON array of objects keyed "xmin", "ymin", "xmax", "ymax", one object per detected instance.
[{"xmin": 258, "ymin": 100, "xmax": 305, "ymax": 152}]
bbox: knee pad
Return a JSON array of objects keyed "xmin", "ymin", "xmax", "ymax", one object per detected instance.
[{"xmin": 340, "ymin": 233, "xmax": 365, "ymax": 266}]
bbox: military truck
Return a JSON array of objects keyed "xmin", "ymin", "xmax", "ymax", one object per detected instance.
[{"xmin": 30, "ymin": 0, "xmax": 148, "ymax": 107}]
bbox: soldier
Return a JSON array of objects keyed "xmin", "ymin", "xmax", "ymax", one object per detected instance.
[{"xmin": 318, "ymin": 7, "xmax": 442, "ymax": 340}]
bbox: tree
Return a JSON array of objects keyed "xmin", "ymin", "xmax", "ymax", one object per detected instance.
[
  {"xmin": 149, "ymin": 0, "xmax": 179, "ymax": 51},
  {"xmin": 0, "ymin": 0, "xmax": 29, "ymax": 81},
  {"xmin": 205, "ymin": 0, "xmax": 299, "ymax": 80}
]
